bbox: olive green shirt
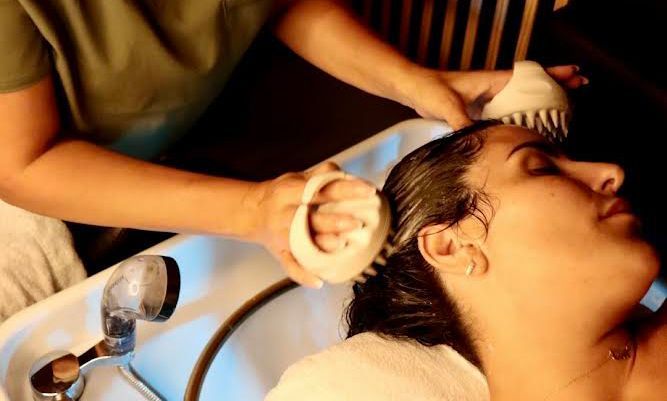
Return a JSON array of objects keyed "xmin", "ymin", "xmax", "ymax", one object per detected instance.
[{"xmin": 0, "ymin": 0, "xmax": 279, "ymax": 159}]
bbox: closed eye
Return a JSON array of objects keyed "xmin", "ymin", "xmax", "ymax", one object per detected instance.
[
  {"xmin": 530, "ymin": 164, "xmax": 561, "ymax": 175},
  {"xmin": 525, "ymin": 153, "xmax": 562, "ymax": 176}
]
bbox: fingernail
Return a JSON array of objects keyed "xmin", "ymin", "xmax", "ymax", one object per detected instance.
[
  {"xmin": 312, "ymin": 279, "xmax": 324, "ymax": 289},
  {"xmin": 581, "ymin": 76, "xmax": 590, "ymax": 85},
  {"xmin": 573, "ymin": 65, "xmax": 580, "ymax": 72}
]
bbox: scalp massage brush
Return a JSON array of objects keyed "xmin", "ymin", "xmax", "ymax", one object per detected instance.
[
  {"xmin": 289, "ymin": 171, "xmax": 393, "ymax": 284},
  {"xmin": 289, "ymin": 61, "xmax": 572, "ymax": 285},
  {"xmin": 482, "ymin": 60, "xmax": 571, "ymax": 142}
]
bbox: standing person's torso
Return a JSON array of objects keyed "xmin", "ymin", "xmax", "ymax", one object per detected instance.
[{"xmin": 1, "ymin": 0, "xmax": 279, "ymax": 159}]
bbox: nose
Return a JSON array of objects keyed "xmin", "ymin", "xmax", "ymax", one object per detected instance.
[{"xmin": 574, "ymin": 162, "xmax": 625, "ymax": 195}]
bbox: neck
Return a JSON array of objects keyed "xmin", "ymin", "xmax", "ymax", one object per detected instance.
[{"xmin": 480, "ymin": 315, "xmax": 636, "ymax": 401}]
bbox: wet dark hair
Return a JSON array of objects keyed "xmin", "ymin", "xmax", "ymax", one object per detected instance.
[{"xmin": 345, "ymin": 120, "xmax": 501, "ymax": 370}]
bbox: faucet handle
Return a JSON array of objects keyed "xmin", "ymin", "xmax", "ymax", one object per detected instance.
[
  {"xmin": 30, "ymin": 341, "xmax": 133, "ymax": 401},
  {"xmin": 30, "ymin": 351, "xmax": 83, "ymax": 401}
]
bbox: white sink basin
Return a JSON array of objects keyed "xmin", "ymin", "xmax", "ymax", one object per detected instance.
[
  {"xmin": 0, "ymin": 119, "xmax": 455, "ymax": 401},
  {"xmin": 3, "ymin": 119, "xmax": 664, "ymax": 401}
]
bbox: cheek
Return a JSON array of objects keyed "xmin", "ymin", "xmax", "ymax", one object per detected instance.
[
  {"xmin": 484, "ymin": 179, "xmax": 609, "ymax": 299},
  {"xmin": 483, "ymin": 180, "xmax": 659, "ymax": 294},
  {"xmin": 486, "ymin": 180, "xmax": 597, "ymax": 265}
]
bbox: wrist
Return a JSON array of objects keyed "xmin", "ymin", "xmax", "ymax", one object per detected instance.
[
  {"xmin": 204, "ymin": 179, "xmax": 267, "ymax": 241},
  {"xmin": 391, "ymin": 64, "xmax": 436, "ymax": 109},
  {"xmin": 235, "ymin": 180, "xmax": 268, "ymax": 243}
]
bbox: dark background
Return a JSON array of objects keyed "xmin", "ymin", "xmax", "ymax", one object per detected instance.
[{"xmin": 70, "ymin": 0, "xmax": 666, "ymax": 282}]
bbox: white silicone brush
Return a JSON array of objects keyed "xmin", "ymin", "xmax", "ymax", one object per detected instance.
[
  {"xmin": 289, "ymin": 171, "xmax": 393, "ymax": 284},
  {"xmin": 482, "ymin": 60, "xmax": 571, "ymax": 142}
]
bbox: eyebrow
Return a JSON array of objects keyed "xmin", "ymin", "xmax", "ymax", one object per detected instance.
[{"xmin": 506, "ymin": 140, "xmax": 562, "ymax": 160}]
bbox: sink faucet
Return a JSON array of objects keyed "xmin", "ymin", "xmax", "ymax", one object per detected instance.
[{"xmin": 30, "ymin": 255, "xmax": 180, "ymax": 401}]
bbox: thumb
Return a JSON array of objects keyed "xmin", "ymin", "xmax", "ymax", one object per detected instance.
[
  {"xmin": 305, "ymin": 161, "xmax": 340, "ymax": 178},
  {"xmin": 437, "ymin": 86, "xmax": 473, "ymax": 129},
  {"xmin": 446, "ymin": 111, "xmax": 473, "ymax": 130}
]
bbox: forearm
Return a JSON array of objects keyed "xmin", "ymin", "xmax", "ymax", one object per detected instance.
[
  {"xmin": 274, "ymin": 0, "xmax": 423, "ymax": 106},
  {"xmin": 1, "ymin": 139, "xmax": 260, "ymax": 238}
]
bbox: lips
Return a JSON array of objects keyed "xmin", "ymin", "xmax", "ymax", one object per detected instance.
[{"xmin": 600, "ymin": 198, "xmax": 633, "ymax": 220}]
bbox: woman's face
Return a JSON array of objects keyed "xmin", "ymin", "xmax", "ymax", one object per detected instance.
[{"xmin": 460, "ymin": 125, "xmax": 659, "ymax": 318}]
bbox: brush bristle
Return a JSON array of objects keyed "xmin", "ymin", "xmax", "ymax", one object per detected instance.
[
  {"xmin": 502, "ymin": 108, "xmax": 568, "ymax": 142},
  {"xmin": 353, "ymin": 230, "xmax": 395, "ymax": 282}
]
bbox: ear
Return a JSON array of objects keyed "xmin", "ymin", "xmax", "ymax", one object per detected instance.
[{"xmin": 417, "ymin": 224, "xmax": 488, "ymax": 276}]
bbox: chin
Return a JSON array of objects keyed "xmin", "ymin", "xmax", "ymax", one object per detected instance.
[{"xmin": 622, "ymin": 240, "xmax": 661, "ymax": 292}]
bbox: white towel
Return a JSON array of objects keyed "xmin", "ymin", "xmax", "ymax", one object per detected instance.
[
  {"xmin": 265, "ymin": 331, "xmax": 490, "ymax": 401},
  {"xmin": 0, "ymin": 200, "xmax": 86, "ymax": 323}
]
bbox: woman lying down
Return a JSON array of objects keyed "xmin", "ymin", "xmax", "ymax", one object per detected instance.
[{"xmin": 267, "ymin": 120, "xmax": 666, "ymax": 401}]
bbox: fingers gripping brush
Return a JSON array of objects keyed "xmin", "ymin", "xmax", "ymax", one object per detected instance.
[
  {"xmin": 289, "ymin": 171, "xmax": 393, "ymax": 284},
  {"xmin": 482, "ymin": 60, "xmax": 571, "ymax": 142}
]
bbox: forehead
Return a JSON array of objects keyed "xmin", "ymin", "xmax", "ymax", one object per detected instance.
[
  {"xmin": 480, "ymin": 125, "xmax": 549, "ymax": 158},
  {"xmin": 465, "ymin": 125, "xmax": 555, "ymax": 184}
]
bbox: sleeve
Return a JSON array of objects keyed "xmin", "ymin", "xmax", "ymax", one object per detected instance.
[{"xmin": 0, "ymin": 0, "xmax": 51, "ymax": 92}]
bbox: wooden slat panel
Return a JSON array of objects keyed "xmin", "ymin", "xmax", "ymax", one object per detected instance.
[
  {"xmin": 362, "ymin": 0, "xmax": 374, "ymax": 22},
  {"xmin": 359, "ymin": 0, "xmax": 550, "ymax": 71},
  {"xmin": 484, "ymin": 0, "xmax": 509, "ymax": 69},
  {"xmin": 460, "ymin": 0, "xmax": 483, "ymax": 70},
  {"xmin": 399, "ymin": 0, "xmax": 414, "ymax": 53},
  {"xmin": 554, "ymin": 0, "xmax": 569, "ymax": 11},
  {"xmin": 438, "ymin": 0, "xmax": 459, "ymax": 69},
  {"xmin": 380, "ymin": 0, "xmax": 392, "ymax": 39},
  {"xmin": 417, "ymin": 0, "xmax": 435, "ymax": 64},
  {"xmin": 514, "ymin": 0, "xmax": 540, "ymax": 61}
]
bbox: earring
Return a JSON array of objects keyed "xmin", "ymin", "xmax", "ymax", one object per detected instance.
[{"xmin": 465, "ymin": 261, "xmax": 476, "ymax": 276}]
